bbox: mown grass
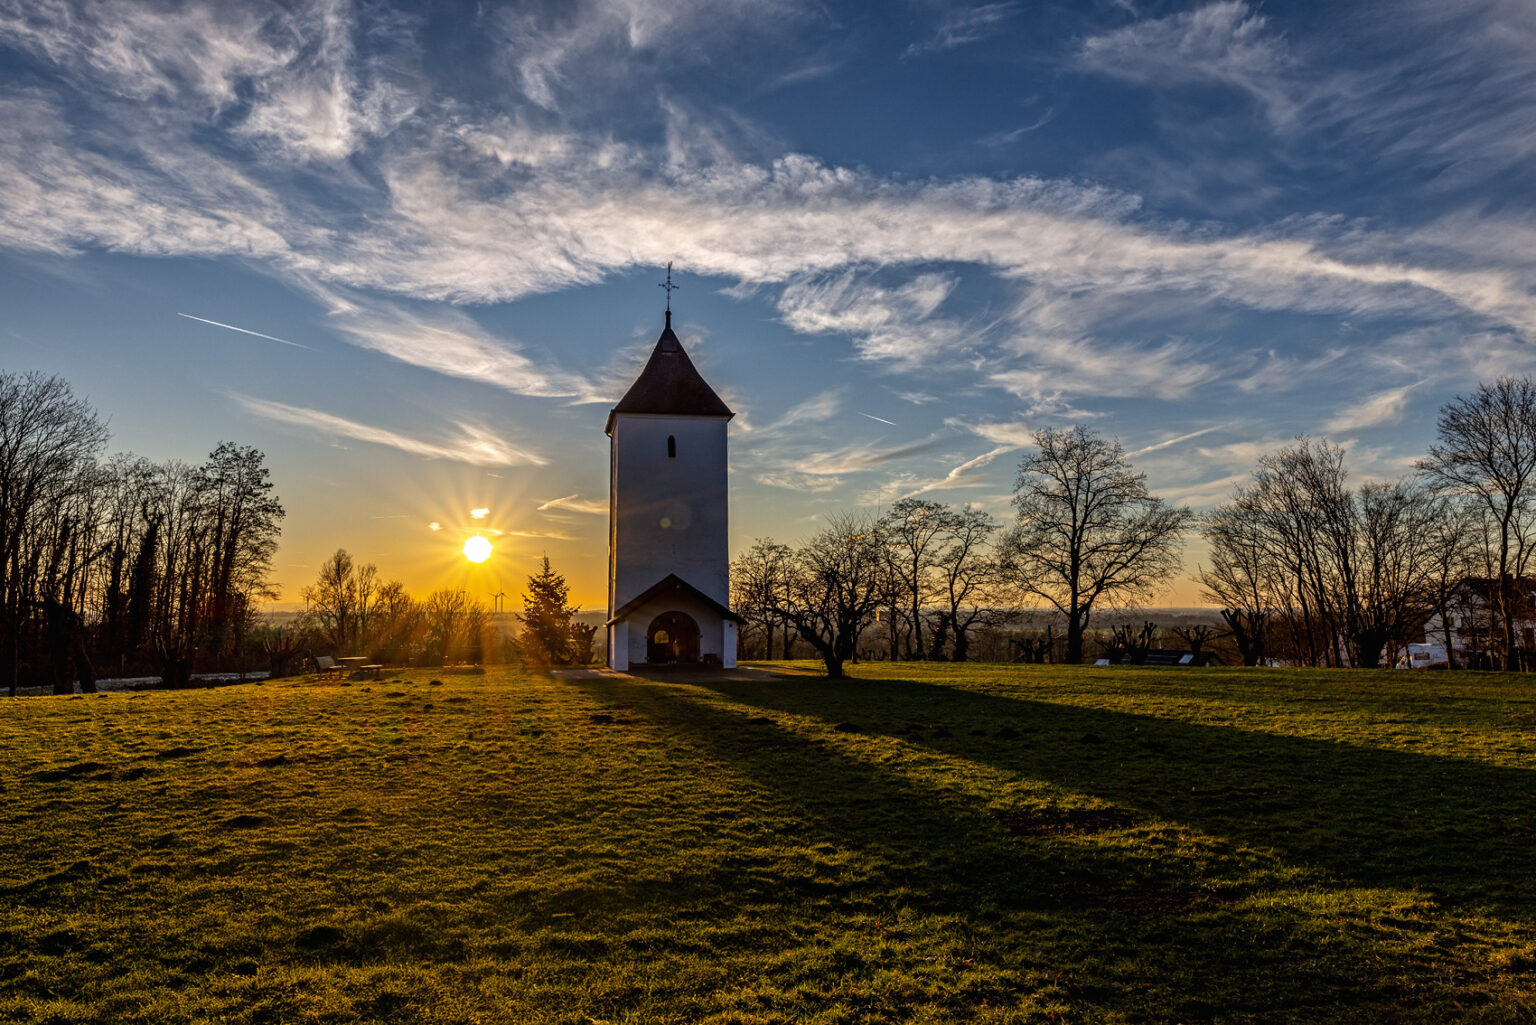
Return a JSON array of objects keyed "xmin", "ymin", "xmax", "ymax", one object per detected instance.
[{"xmin": 2, "ymin": 662, "xmax": 1535, "ymax": 1023}]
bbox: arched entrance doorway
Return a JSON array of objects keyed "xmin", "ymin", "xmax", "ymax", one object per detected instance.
[{"xmin": 646, "ymin": 611, "xmax": 700, "ymax": 663}]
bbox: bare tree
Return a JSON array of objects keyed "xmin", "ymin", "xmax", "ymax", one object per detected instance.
[
  {"xmin": 1171, "ymin": 624, "xmax": 1217, "ymax": 656},
  {"xmin": 767, "ymin": 514, "xmax": 892, "ymax": 678},
  {"xmin": 1418, "ymin": 377, "xmax": 1536, "ymax": 669},
  {"xmin": 1207, "ymin": 438, "xmax": 1458, "ymax": 668},
  {"xmin": 928, "ymin": 504, "xmax": 1008, "ymax": 662},
  {"xmin": 730, "ymin": 538, "xmax": 795, "ymax": 660},
  {"xmin": 302, "ymin": 549, "xmax": 363, "ymax": 653},
  {"xmin": 878, "ymin": 498, "xmax": 952, "ymax": 659},
  {"xmin": 0, "ymin": 373, "xmax": 108, "ymax": 696},
  {"xmin": 1346, "ymin": 480, "xmax": 1446, "ymax": 668},
  {"xmin": 1198, "ymin": 501, "xmax": 1284, "ymax": 666},
  {"xmin": 999, "ymin": 426, "xmax": 1191, "ymax": 664}
]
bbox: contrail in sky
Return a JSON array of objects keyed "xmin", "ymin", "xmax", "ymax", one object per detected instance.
[
  {"xmin": 858, "ymin": 412, "xmax": 897, "ymax": 426},
  {"xmin": 178, "ymin": 312, "xmax": 313, "ymax": 350}
]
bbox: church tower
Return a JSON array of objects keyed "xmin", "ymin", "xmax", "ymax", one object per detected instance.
[{"xmin": 606, "ymin": 305, "xmax": 738, "ymax": 671}]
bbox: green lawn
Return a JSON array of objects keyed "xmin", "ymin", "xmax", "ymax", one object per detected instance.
[{"xmin": 3, "ymin": 662, "xmax": 1535, "ymax": 1023}]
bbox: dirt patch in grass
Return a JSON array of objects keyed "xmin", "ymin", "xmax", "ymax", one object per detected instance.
[
  {"xmin": 29, "ymin": 761, "xmax": 110, "ymax": 781},
  {"xmin": 220, "ymin": 813, "xmax": 273, "ymax": 830}
]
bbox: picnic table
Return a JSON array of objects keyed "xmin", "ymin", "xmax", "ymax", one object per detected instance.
[{"xmin": 337, "ymin": 656, "xmax": 385, "ymax": 679}]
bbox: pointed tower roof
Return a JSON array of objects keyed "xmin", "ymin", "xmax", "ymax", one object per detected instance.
[{"xmin": 605, "ymin": 312, "xmax": 734, "ymax": 435}]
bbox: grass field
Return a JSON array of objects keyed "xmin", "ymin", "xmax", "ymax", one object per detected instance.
[{"xmin": 3, "ymin": 662, "xmax": 1536, "ymax": 1023}]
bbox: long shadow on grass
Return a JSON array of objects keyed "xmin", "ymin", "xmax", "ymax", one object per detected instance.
[
  {"xmin": 617, "ymin": 671, "xmax": 1536, "ymax": 920},
  {"xmin": 566, "ymin": 672, "xmax": 1490, "ymax": 1018}
]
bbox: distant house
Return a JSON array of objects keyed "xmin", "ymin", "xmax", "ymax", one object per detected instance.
[{"xmin": 1421, "ymin": 576, "xmax": 1536, "ymax": 670}]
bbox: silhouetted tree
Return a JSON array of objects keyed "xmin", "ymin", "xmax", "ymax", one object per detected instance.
[
  {"xmin": 731, "ymin": 539, "xmax": 795, "ymax": 660},
  {"xmin": 766, "ymin": 514, "xmax": 892, "ymax": 679},
  {"xmin": 879, "ymin": 498, "xmax": 952, "ymax": 659},
  {"xmin": 301, "ymin": 549, "xmax": 374, "ymax": 654},
  {"xmin": 999, "ymin": 426, "xmax": 1190, "ymax": 664},
  {"xmin": 519, "ymin": 557, "xmax": 576, "ymax": 666},
  {"xmin": 1171, "ymin": 623, "xmax": 1217, "ymax": 655},
  {"xmin": 929, "ymin": 505, "xmax": 1008, "ymax": 662},
  {"xmin": 0, "ymin": 372, "xmax": 107, "ymax": 696}
]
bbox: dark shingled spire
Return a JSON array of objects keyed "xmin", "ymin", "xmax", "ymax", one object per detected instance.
[{"xmin": 605, "ymin": 319, "xmax": 734, "ymax": 434}]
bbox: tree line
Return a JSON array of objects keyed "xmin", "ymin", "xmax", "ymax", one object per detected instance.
[
  {"xmin": 735, "ymin": 377, "xmax": 1536, "ymax": 676},
  {"xmin": 1204, "ymin": 377, "xmax": 1536, "ymax": 670},
  {"xmin": 0, "ymin": 372, "xmax": 283, "ymax": 694},
  {"xmin": 732, "ymin": 424, "xmax": 1188, "ymax": 677}
]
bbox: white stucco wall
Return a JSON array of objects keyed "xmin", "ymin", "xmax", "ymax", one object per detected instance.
[
  {"xmin": 608, "ymin": 412, "xmax": 730, "ymax": 614},
  {"xmin": 620, "ymin": 593, "xmax": 732, "ymax": 667}
]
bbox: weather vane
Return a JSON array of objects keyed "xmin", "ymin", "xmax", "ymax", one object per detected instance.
[{"xmin": 659, "ymin": 261, "xmax": 680, "ymax": 317}]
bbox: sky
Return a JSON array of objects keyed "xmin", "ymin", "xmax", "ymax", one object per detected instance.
[{"xmin": 2, "ymin": 0, "xmax": 1534, "ymax": 610}]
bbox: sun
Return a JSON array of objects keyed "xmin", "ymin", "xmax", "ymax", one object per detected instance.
[{"xmin": 462, "ymin": 535, "xmax": 493, "ymax": 564}]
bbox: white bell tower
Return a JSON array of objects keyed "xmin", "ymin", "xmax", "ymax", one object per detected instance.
[{"xmin": 605, "ymin": 294, "xmax": 738, "ymax": 671}]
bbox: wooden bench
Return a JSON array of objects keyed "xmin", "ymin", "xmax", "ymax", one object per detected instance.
[
  {"xmin": 360, "ymin": 664, "xmax": 384, "ymax": 679},
  {"xmin": 313, "ymin": 655, "xmax": 342, "ymax": 679}
]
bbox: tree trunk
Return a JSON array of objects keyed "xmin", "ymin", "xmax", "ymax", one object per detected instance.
[
  {"xmin": 1441, "ymin": 600, "xmax": 1457, "ymax": 671},
  {"xmin": 1064, "ymin": 612, "xmax": 1085, "ymax": 664},
  {"xmin": 951, "ymin": 623, "xmax": 970, "ymax": 662},
  {"xmin": 1501, "ymin": 574, "xmax": 1520, "ymax": 671}
]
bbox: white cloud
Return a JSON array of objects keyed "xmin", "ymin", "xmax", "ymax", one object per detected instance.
[
  {"xmin": 755, "ymin": 389, "xmax": 844, "ymax": 435},
  {"xmin": 905, "ymin": 3, "xmax": 1017, "ymax": 56},
  {"xmin": 235, "ymin": 395, "xmax": 547, "ymax": 466},
  {"xmin": 1323, "ymin": 383, "xmax": 1420, "ymax": 434},
  {"xmin": 492, "ymin": 0, "xmax": 818, "ymax": 111},
  {"xmin": 1079, "ymin": 2, "xmax": 1296, "ymax": 125},
  {"xmin": 948, "ymin": 418, "xmax": 1034, "ymax": 448},
  {"xmin": 3, "ymin": 0, "xmax": 1536, "ymax": 425},
  {"xmin": 536, "ymin": 494, "xmax": 608, "ymax": 515},
  {"xmin": 900, "ymin": 445, "xmax": 1014, "ymax": 498},
  {"xmin": 777, "ymin": 272, "xmax": 968, "ymax": 368},
  {"xmin": 316, "ymin": 295, "xmax": 602, "ymax": 399},
  {"xmin": 756, "ymin": 471, "xmax": 845, "ymax": 492},
  {"xmin": 796, "ymin": 437, "xmax": 947, "ymax": 477}
]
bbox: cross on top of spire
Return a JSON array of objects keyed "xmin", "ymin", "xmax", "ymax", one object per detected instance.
[{"xmin": 659, "ymin": 261, "xmax": 680, "ymax": 327}]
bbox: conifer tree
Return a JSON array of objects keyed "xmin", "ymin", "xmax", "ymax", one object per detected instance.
[{"xmin": 518, "ymin": 556, "xmax": 576, "ymax": 665}]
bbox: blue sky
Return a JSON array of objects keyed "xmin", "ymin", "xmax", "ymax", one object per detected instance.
[{"xmin": 2, "ymin": 0, "xmax": 1533, "ymax": 607}]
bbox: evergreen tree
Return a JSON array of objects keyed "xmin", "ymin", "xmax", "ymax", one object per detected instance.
[{"xmin": 518, "ymin": 556, "xmax": 576, "ymax": 665}]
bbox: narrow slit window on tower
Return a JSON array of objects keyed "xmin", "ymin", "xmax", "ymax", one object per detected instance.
[{"xmin": 667, "ymin": 435, "xmax": 677, "ymax": 458}]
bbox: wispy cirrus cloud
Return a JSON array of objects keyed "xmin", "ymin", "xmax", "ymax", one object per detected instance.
[
  {"xmin": 234, "ymin": 395, "xmax": 547, "ymax": 466},
  {"xmin": 536, "ymin": 494, "xmax": 607, "ymax": 515},
  {"xmin": 749, "ymin": 389, "xmax": 843, "ymax": 437},
  {"xmin": 776, "ymin": 272, "xmax": 970, "ymax": 369},
  {"xmin": 3, "ymin": 0, "xmax": 1536, "ymax": 431},
  {"xmin": 797, "ymin": 437, "xmax": 948, "ymax": 477},
  {"xmin": 315, "ymin": 297, "xmax": 602, "ymax": 400},
  {"xmin": 905, "ymin": 2, "xmax": 1017, "ymax": 56},
  {"xmin": 1079, "ymin": 2, "xmax": 1295, "ymax": 125},
  {"xmin": 756, "ymin": 471, "xmax": 845, "ymax": 492},
  {"xmin": 1323, "ymin": 382, "xmax": 1421, "ymax": 434},
  {"xmin": 899, "ymin": 445, "xmax": 1014, "ymax": 498}
]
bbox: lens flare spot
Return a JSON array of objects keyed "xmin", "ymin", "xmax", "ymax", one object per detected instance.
[{"xmin": 463, "ymin": 535, "xmax": 493, "ymax": 563}]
